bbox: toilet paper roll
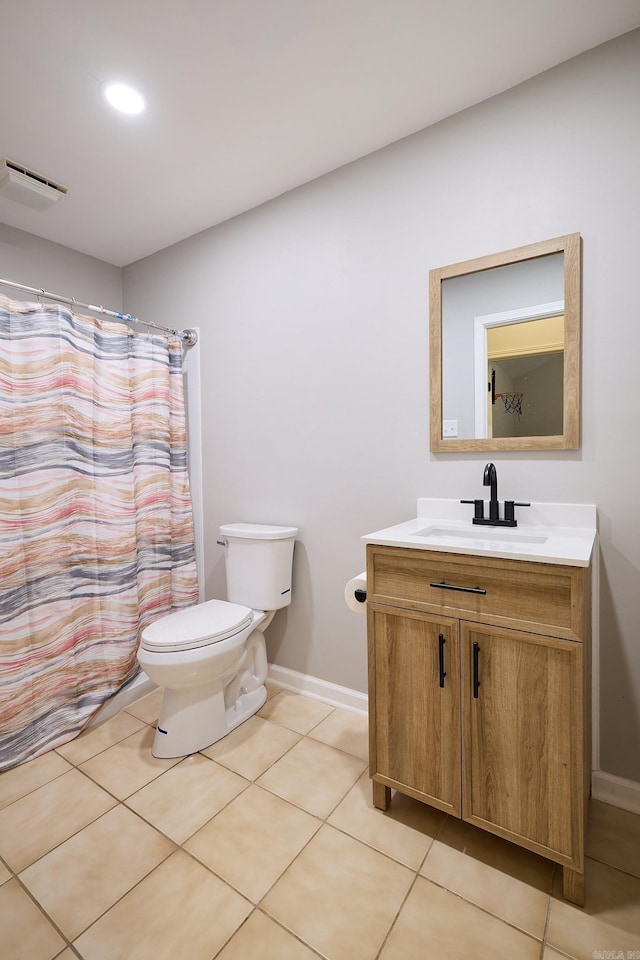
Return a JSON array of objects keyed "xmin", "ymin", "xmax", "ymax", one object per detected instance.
[{"xmin": 345, "ymin": 572, "xmax": 367, "ymax": 614}]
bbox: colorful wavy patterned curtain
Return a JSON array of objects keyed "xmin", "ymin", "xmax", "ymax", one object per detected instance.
[{"xmin": 0, "ymin": 295, "xmax": 199, "ymax": 770}]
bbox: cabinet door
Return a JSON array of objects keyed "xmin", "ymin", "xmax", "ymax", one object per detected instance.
[
  {"xmin": 368, "ymin": 604, "xmax": 461, "ymax": 816},
  {"xmin": 461, "ymin": 622, "xmax": 583, "ymax": 867}
]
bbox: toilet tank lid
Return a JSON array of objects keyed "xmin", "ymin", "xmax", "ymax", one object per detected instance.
[{"xmin": 220, "ymin": 522, "xmax": 298, "ymax": 541}]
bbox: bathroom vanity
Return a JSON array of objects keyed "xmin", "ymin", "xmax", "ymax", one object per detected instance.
[{"xmin": 363, "ymin": 499, "xmax": 596, "ymax": 906}]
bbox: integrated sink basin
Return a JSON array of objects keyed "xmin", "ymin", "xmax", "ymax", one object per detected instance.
[
  {"xmin": 362, "ymin": 499, "xmax": 597, "ymax": 566},
  {"xmin": 411, "ymin": 525, "xmax": 548, "ymax": 546}
]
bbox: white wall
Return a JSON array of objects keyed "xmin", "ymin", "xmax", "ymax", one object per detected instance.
[
  {"xmin": 0, "ymin": 222, "xmax": 122, "ymax": 308},
  {"xmin": 118, "ymin": 29, "xmax": 637, "ymax": 785}
]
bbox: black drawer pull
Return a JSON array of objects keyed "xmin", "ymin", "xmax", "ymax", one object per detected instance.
[
  {"xmin": 438, "ymin": 633, "xmax": 446, "ymax": 688},
  {"xmin": 429, "ymin": 581, "xmax": 487, "ymax": 596},
  {"xmin": 473, "ymin": 641, "xmax": 481, "ymax": 699}
]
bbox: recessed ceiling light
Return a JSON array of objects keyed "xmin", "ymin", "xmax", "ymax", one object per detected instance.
[{"xmin": 104, "ymin": 83, "xmax": 145, "ymax": 115}]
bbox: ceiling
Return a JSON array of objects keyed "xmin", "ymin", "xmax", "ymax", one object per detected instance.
[{"xmin": 1, "ymin": 1, "xmax": 639, "ymax": 268}]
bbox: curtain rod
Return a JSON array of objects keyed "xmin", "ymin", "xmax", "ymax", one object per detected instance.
[{"xmin": 0, "ymin": 277, "xmax": 198, "ymax": 346}]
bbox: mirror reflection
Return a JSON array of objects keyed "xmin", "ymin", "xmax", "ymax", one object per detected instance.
[
  {"xmin": 430, "ymin": 235, "xmax": 580, "ymax": 452},
  {"xmin": 488, "ymin": 312, "xmax": 564, "ymax": 438}
]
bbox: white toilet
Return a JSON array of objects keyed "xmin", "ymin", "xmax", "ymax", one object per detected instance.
[{"xmin": 137, "ymin": 522, "xmax": 297, "ymax": 758}]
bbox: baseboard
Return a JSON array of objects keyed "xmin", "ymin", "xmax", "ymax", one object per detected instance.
[
  {"xmin": 591, "ymin": 770, "xmax": 640, "ymax": 815},
  {"xmin": 267, "ymin": 664, "xmax": 368, "ymax": 715}
]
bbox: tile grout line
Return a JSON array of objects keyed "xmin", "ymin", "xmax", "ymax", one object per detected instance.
[
  {"xmin": 184, "ymin": 721, "xmax": 365, "ymax": 904},
  {"xmin": 0, "ymin": 760, "xmax": 73, "ymax": 812},
  {"xmin": 67, "ymin": 842, "xmax": 233, "ymax": 952},
  {"xmin": 8, "ymin": 703, "xmax": 169, "ymax": 956},
  {"xmin": 372, "ymin": 866, "xmax": 422, "ymax": 960},
  {"xmin": 182, "ymin": 809, "xmax": 320, "ymax": 908},
  {"xmin": 539, "ymin": 861, "xmax": 557, "ymax": 959},
  {"xmin": 2, "ymin": 728, "xmax": 214, "ymax": 952},
  {"xmin": 7, "ymin": 863, "xmax": 77, "ymax": 956},
  {"xmin": 2, "ymin": 770, "xmax": 121, "ymax": 876},
  {"xmin": 62, "ymin": 711, "xmax": 344, "ymax": 936},
  {"xmin": 583, "ymin": 851, "xmax": 640, "ymax": 883},
  {"xmin": 152, "ymin": 711, "xmax": 401, "ymax": 952},
  {"xmin": 257, "ymin": 692, "xmax": 337, "ymax": 737},
  {"xmin": 1, "ymin": 690, "xmax": 354, "ymax": 819},
  {"xmin": 407, "ymin": 871, "xmax": 546, "ymax": 949},
  {"xmin": 7, "ymin": 760, "xmax": 418, "ymax": 932},
  {"xmin": 254, "ymin": 908, "xmax": 327, "ymax": 960},
  {"xmin": 15, "ymin": 799, "xmax": 178, "ymax": 951},
  {"xmin": 5, "ymin": 688, "xmax": 640, "ymax": 959},
  {"xmin": 69, "ymin": 715, "xmax": 345, "ymax": 956},
  {"xmin": 0, "ymin": 771, "xmax": 556, "ymax": 960}
]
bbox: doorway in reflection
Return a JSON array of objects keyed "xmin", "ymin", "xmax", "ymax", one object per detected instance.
[
  {"xmin": 487, "ymin": 313, "xmax": 564, "ymax": 438},
  {"xmin": 491, "ymin": 350, "xmax": 564, "ymax": 438}
]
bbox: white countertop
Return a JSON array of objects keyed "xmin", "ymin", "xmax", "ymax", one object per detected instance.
[{"xmin": 362, "ymin": 499, "xmax": 597, "ymax": 567}]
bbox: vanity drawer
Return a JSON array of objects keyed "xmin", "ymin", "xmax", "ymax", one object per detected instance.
[{"xmin": 366, "ymin": 544, "xmax": 589, "ymax": 642}]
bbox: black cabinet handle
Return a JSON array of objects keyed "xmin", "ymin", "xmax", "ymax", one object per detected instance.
[
  {"xmin": 429, "ymin": 581, "xmax": 487, "ymax": 596},
  {"xmin": 438, "ymin": 634, "xmax": 446, "ymax": 688},
  {"xmin": 473, "ymin": 642, "xmax": 480, "ymax": 699}
]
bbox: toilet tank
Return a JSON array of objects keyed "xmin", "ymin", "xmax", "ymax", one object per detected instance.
[{"xmin": 219, "ymin": 523, "xmax": 298, "ymax": 611}]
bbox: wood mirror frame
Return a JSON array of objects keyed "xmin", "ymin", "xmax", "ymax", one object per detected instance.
[{"xmin": 429, "ymin": 233, "xmax": 581, "ymax": 452}]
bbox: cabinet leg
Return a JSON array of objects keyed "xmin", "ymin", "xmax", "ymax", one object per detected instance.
[
  {"xmin": 562, "ymin": 866, "xmax": 585, "ymax": 907},
  {"xmin": 372, "ymin": 780, "xmax": 391, "ymax": 811}
]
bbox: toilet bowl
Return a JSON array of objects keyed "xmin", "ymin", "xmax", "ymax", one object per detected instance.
[{"xmin": 137, "ymin": 522, "xmax": 296, "ymax": 758}]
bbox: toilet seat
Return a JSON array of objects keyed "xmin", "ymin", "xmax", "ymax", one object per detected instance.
[{"xmin": 140, "ymin": 599, "xmax": 253, "ymax": 654}]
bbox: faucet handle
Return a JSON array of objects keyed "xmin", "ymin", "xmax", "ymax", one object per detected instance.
[
  {"xmin": 503, "ymin": 501, "xmax": 530, "ymax": 524},
  {"xmin": 461, "ymin": 498, "xmax": 485, "ymax": 520}
]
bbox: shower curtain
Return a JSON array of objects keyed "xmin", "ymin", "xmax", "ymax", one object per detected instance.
[{"xmin": 0, "ymin": 294, "xmax": 199, "ymax": 770}]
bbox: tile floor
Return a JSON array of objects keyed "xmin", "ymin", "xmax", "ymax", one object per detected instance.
[{"xmin": 1, "ymin": 684, "xmax": 640, "ymax": 960}]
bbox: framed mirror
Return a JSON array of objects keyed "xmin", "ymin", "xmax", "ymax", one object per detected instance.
[{"xmin": 429, "ymin": 234, "xmax": 581, "ymax": 452}]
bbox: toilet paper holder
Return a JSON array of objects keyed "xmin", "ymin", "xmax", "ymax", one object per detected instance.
[{"xmin": 345, "ymin": 572, "xmax": 367, "ymax": 614}]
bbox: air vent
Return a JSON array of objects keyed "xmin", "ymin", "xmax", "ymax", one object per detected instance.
[{"xmin": 0, "ymin": 157, "xmax": 69, "ymax": 210}]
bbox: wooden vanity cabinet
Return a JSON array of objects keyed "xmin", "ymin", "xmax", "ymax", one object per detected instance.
[
  {"xmin": 366, "ymin": 544, "xmax": 591, "ymax": 906},
  {"xmin": 369, "ymin": 605, "xmax": 461, "ymax": 816}
]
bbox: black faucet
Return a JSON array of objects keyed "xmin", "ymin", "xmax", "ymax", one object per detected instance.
[
  {"xmin": 484, "ymin": 462, "xmax": 499, "ymax": 521},
  {"xmin": 460, "ymin": 462, "xmax": 530, "ymax": 527}
]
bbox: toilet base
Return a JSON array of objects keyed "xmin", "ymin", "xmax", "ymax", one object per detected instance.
[{"xmin": 151, "ymin": 681, "xmax": 268, "ymax": 759}]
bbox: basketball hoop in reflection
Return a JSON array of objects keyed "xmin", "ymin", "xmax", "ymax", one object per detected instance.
[{"xmin": 495, "ymin": 391, "xmax": 524, "ymax": 417}]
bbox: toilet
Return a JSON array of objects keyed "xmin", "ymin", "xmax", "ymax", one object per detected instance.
[{"xmin": 137, "ymin": 522, "xmax": 297, "ymax": 758}]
